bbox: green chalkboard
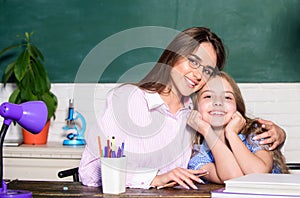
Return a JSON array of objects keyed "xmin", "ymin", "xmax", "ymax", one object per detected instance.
[{"xmin": 0, "ymin": 0, "xmax": 299, "ymax": 83}]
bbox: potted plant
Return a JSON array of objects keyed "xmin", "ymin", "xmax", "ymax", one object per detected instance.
[{"xmin": 0, "ymin": 32, "xmax": 57, "ymax": 144}]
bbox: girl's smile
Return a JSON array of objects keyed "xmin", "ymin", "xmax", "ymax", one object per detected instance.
[{"xmin": 198, "ymin": 76, "xmax": 237, "ymax": 129}]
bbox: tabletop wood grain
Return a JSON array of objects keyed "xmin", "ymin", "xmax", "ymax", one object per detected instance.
[{"xmin": 7, "ymin": 180, "xmax": 224, "ymax": 198}]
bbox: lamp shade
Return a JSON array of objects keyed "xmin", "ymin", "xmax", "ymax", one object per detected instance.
[{"xmin": 0, "ymin": 101, "xmax": 47, "ymax": 134}]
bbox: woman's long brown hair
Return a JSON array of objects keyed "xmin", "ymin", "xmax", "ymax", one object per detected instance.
[{"xmin": 137, "ymin": 27, "xmax": 226, "ymax": 94}]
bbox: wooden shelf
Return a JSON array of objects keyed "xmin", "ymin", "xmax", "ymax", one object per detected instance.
[{"xmin": 3, "ymin": 142, "xmax": 84, "ymax": 181}]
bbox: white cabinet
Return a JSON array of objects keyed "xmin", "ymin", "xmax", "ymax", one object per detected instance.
[{"xmin": 3, "ymin": 142, "xmax": 84, "ymax": 181}]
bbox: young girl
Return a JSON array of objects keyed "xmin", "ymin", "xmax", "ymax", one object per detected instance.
[{"xmin": 187, "ymin": 71, "xmax": 289, "ymax": 184}]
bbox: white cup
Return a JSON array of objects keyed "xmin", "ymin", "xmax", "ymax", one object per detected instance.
[{"xmin": 100, "ymin": 156, "xmax": 127, "ymax": 194}]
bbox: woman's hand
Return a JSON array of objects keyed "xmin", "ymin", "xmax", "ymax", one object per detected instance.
[
  {"xmin": 150, "ymin": 168, "xmax": 207, "ymax": 189},
  {"xmin": 187, "ymin": 110, "xmax": 211, "ymax": 136},
  {"xmin": 253, "ymin": 118, "xmax": 286, "ymax": 150}
]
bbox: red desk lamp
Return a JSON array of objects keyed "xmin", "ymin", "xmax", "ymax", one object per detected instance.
[{"xmin": 0, "ymin": 101, "xmax": 47, "ymax": 198}]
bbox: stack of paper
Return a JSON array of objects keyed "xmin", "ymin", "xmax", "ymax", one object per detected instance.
[
  {"xmin": 3, "ymin": 139, "xmax": 23, "ymax": 147},
  {"xmin": 211, "ymin": 173, "xmax": 300, "ymax": 198}
]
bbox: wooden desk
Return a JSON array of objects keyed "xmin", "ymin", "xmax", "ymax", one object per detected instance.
[{"xmin": 7, "ymin": 180, "xmax": 224, "ymax": 198}]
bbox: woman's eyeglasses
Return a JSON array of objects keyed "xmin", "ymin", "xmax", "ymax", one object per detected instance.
[{"xmin": 186, "ymin": 55, "xmax": 217, "ymax": 78}]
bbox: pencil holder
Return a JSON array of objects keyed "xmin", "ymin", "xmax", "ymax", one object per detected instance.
[{"xmin": 100, "ymin": 156, "xmax": 127, "ymax": 194}]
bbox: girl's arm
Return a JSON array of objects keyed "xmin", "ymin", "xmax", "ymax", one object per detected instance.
[
  {"xmin": 204, "ymin": 128, "xmax": 244, "ymax": 183},
  {"xmin": 188, "ymin": 110, "xmax": 244, "ymax": 183},
  {"xmin": 225, "ymin": 113, "xmax": 273, "ymax": 174}
]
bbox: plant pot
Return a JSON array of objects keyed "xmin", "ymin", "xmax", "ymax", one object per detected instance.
[{"xmin": 22, "ymin": 120, "xmax": 50, "ymax": 145}]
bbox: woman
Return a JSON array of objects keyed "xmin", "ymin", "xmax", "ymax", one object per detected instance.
[{"xmin": 79, "ymin": 27, "xmax": 286, "ymax": 189}]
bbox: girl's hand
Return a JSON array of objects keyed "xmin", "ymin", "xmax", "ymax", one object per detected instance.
[
  {"xmin": 225, "ymin": 112, "xmax": 246, "ymax": 136},
  {"xmin": 253, "ymin": 118, "xmax": 286, "ymax": 150},
  {"xmin": 151, "ymin": 168, "xmax": 207, "ymax": 189},
  {"xmin": 187, "ymin": 110, "xmax": 211, "ymax": 136}
]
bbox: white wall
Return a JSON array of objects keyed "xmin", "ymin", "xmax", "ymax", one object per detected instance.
[{"xmin": 1, "ymin": 83, "xmax": 300, "ymax": 163}]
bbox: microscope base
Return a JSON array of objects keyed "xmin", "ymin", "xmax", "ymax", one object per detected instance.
[{"xmin": 63, "ymin": 139, "xmax": 86, "ymax": 146}]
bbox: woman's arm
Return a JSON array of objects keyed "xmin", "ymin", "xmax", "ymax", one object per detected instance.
[
  {"xmin": 150, "ymin": 168, "xmax": 207, "ymax": 189},
  {"xmin": 79, "ymin": 147, "xmax": 102, "ymax": 187}
]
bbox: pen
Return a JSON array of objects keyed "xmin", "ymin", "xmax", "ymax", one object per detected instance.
[
  {"xmin": 104, "ymin": 146, "xmax": 108, "ymax": 157},
  {"xmin": 111, "ymin": 136, "xmax": 116, "ymax": 151},
  {"xmin": 97, "ymin": 136, "xmax": 103, "ymax": 157},
  {"xmin": 112, "ymin": 150, "xmax": 116, "ymax": 158},
  {"xmin": 121, "ymin": 142, "xmax": 125, "ymax": 156},
  {"xmin": 157, "ymin": 181, "xmax": 177, "ymax": 189},
  {"xmin": 107, "ymin": 138, "xmax": 111, "ymax": 158},
  {"xmin": 117, "ymin": 146, "xmax": 122, "ymax": 158}
]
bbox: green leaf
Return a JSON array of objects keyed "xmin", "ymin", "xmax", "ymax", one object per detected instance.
[
  {"xmin": 41, "ymin": 91, "xmax": 58, "ymax": 120},
  {"xmin": 0, "ymin": 43, "xmax": 22, "ymax": 56},
  {"xmin": 2, "ymin": 61, "xmax": 16, "ymax": 85},
  {"xmin": 30, "ymin": 58, "xmax": 50, "ymax": 94},
  {"xmin": 31, "ymin": 55, "xmax": 47, "ymax": 78},
  {"xmin": 20, "ymin": 87, "xmax": 33, "ymax": 101},
  {"xmin": 31, "ymin": 45, "xmax": 44, "ymax": 61},
  {"xmin": 8, "ymin": 89, "xmax": 21, "ymax": 104},
  {"xmin": 14, "ymin": 49, "xmax": 29, "ymax": 81},
  {"xmin": 24, "ymin": 32, "xmax": 33, "ymax": 42}
]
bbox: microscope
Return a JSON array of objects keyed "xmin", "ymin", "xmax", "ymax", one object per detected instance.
[{"xmin": 62, "ymin": 99, "xmax": 86, "ymax": 146}]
